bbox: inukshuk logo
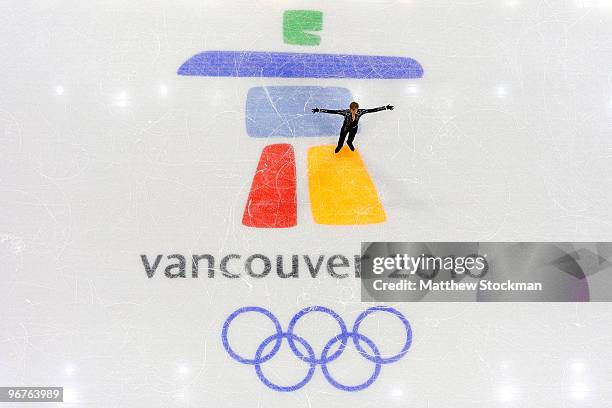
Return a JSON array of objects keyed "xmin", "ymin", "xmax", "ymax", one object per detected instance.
[
  {"xmin": 221, "ymin": 306, "xmax": 413, "ymax": 392},
  {"xmin": 177, "ymin": 10, "xmax": 423, "ymax": 227}
]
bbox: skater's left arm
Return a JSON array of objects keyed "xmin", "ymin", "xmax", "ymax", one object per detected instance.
[
  {"xmin": 312, "ymin": 107, "xmax": 344, "ymax": 115},
  {"xmin": 362, "ymin": 104, "xmax": 394, "ymax": 114}
]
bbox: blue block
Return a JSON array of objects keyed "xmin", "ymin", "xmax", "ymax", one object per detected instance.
[
  {"xmin": 177, "ymin": 51, "xmax": 424, "ymax": 79},
  {"xmin": 246, "ymin": 86, "xmax": 353, "ymax": 138}
]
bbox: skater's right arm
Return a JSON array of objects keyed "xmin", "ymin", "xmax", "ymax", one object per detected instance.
[{"xmin": 312, "ymin": 107, "xmax": 345, "ymax": 115}]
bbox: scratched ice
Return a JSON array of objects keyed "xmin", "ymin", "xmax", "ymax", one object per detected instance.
[{"xmin": 1, "ymin": 1, "xmax": 612, "ymax": 407}]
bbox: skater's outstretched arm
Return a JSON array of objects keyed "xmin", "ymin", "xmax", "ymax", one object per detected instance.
[
  {"xmin": 312, "ymin": 107, "xmax": 345, "ymax": 115},
  {"xmin": 362, "ymin": 104, "xmax": 394, "ymax": 114}
]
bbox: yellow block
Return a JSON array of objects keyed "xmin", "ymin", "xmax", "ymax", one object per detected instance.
[{"xmin": 307, "ymin": 145, "xmax": 386, "ymax": 225}]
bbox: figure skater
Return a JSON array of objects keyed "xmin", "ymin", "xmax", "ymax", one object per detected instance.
[{"xmin": 312, "ymin": 101, "xmax": 394, "ymax": 153}]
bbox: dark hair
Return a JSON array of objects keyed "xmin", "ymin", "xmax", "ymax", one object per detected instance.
[{"xmin": 350, "ymin": 101, "xmax": 359, "ymax": 110}]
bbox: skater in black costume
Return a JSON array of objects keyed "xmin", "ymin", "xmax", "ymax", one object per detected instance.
[{"xmin": 312, "ymin": 101, "xmax": 394, "ymax": 153}]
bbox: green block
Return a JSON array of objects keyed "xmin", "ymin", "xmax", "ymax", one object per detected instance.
[{"xmin": 283, "ymin": 10, "xmax": 323, "ymax": 46}]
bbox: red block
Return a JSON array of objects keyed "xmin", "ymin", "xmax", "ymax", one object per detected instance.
[{"xmin": 242, "ymin": 143, "xmax": 297, "ymax": 228}]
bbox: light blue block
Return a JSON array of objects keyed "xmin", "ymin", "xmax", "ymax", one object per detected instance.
[{"xmin": 245, "ymin": 86, "xmax": 354, "ymax": 138}]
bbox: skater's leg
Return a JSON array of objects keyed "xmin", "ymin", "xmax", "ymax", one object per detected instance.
[
  {"xmin": 347, "ymin": 128, "xmax": 357, "ymax": 151},
  {"xmin": 335, "ymin": 128, "xmax": 348, "ymax": 153}
]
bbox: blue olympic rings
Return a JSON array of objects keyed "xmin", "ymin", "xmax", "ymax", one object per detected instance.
[
  {"xmin": 287, "ymin": 306, "xmax": 348, "ymax": 364},
  {"xmin": 321, "ymin": 331, "xmax": 382, "ymax": 391},
  {"xmin": 353, "ymin": 306, "xmax": 413, "ymax": 364},
  {"xmin": 221, "ymin": 305, "xmax": 413, "ymax": 392},
  {"xmin": 255, "ymin": 332, "xmax": 316, "ymax": 392}
]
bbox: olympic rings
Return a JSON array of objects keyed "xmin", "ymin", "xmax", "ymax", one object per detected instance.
[
  {"xmin": 255, "ymin": 332, "xmax": 316, "ymax": 392},
  {"xmin": 222, "ymin": 306, "xmax": 283, "ymax": 365},
  {"xmin": 221, "ymin": 305, "xmax": 413, "ymax": 392},
  {"xmin": 352, "ymin": 306, "xmax": 413, "ymax": 364},
  {"xmin": 321, "ymin": 331, "xmax": 382, "ymax": 392},
  {"xmin": 287, "ymin": 306, "xmax": 348, "ymax": 364}
]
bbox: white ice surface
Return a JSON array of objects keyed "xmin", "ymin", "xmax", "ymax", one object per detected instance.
[{"xmin": 1, "ymin": 0, "xmax": 612, "ymax": 407}]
